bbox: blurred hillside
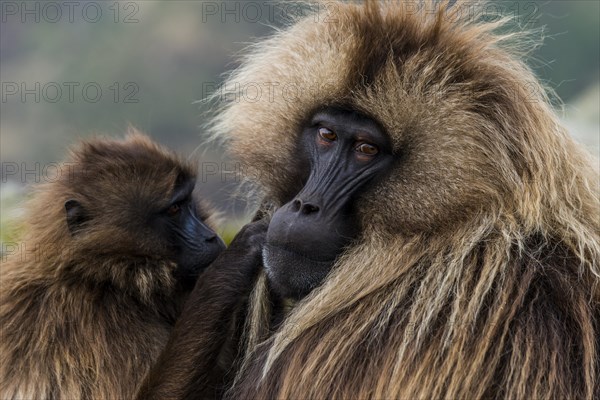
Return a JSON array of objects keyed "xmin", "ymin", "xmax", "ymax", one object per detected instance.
[{"xmin": 1, "ymin": 1, "xmax": 599, "ymax": 242}]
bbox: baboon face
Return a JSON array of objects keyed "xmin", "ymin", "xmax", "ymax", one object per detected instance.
[
  {"xmin": 264, "ymin": 107, "xmax": 394, "ymax": 299},
  {"xmin": 215, "ymin": 3, "xmax": 538, "ymax": 300},
  {"xmin": 63, "ymin": 134, "xmax": 225, "ymax": 284}
]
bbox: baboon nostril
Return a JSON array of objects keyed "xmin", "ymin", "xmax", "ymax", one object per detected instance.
[
  {"xmin": 301, "ymin": 203, "xmax": 319, "ymax": 214},
  {"xmin": 290, "ymin": 199, "xmax": 319, "ymax": 214},
  {"xmin": 291, "ymin": 199, "xmax": 302, "ymax": 212}
]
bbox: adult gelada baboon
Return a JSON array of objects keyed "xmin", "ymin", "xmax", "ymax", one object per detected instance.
[
  {"xmin": 0, "ymin": 131, "xmax": 225, "ymax": 399},
  {"xmin": 143, "ymin": 1, "xmax": 600, "ymax": 399}
]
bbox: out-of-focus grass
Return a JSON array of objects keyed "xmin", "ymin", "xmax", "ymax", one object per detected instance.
[
  {"xmin": 1, "ymin": 185, "xmax": 25, "ymax": 247},
  {"xmin": 218, "ymin": 222, "xmax": 246, "ymax": 246}
]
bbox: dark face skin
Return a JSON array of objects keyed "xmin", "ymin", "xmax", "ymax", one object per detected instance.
[
  {"xmin": 156, "ymin": 176, "xmax": 226, "ymax": 282},
  {"xmin": 264, "ymin": 107, "xmax": 394, "ymax": 300},
  {"xmin": 65, "ymin": 174, "xmax": 225, "ymax": 287}
]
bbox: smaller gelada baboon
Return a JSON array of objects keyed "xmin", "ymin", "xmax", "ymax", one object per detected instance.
[{"xmin": 0, "ymin": 130, "xmax": 225, "ymax": 399}]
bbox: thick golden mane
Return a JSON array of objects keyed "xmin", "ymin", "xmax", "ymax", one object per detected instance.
[{"xmin": 212, "ymin": 1, "xmax": 600, "ymax": 398}]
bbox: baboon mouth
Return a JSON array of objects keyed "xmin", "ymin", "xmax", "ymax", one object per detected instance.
[{"xmin": 264, "ymin": 242, "xmax": 336, "ymax": 264}]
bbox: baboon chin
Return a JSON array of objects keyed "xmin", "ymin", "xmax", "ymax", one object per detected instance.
[{"xmin": 0, "ymin": 130, "xmax": 225, "ymax": 400}]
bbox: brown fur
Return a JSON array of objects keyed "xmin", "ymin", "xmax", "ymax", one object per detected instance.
[
  {"xmin": 0, "ymin": 131, "xmax": 217, "ymax": 399},
  {"xmin": 211, "ymin": 1, "xmax": 600, "ymax": 398}
]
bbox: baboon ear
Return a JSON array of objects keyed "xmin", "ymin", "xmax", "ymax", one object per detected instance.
[{"xmin": 64, "ymin": 199, "xmax": 88, "ymax": 235}]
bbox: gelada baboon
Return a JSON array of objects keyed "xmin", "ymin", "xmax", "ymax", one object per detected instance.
[
  {"xmin": 142, "ymin": 1, "xmax": 599, "ymax": 399},
  {"xmin": 0, "ymin": 130, "xmax": 225, "ymax": 399}
]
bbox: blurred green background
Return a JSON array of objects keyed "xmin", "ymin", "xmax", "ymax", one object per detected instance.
[{"xmin": 1, "ymin": 1, "xmax": 599, "ymax": 245}]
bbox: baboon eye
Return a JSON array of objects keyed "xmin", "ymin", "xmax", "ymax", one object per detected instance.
[
  {"xmin": 166, "ymin": 203, "xmax": 181, "ymax": 217},
  {"xmin": 318, "ymin": 127, "xmax": 337, "ymax": 142},
  {"xmin": 355, "ymin": 143, "xmax": 379, "ymax": 156}
]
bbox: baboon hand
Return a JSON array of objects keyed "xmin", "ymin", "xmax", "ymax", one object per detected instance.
[
  {"xmin": 197, "ymin": 218, "xmax": 268, "ymax": 297},
  {"xmin": 228, "ymin": 218, "xmax": 269, "ymax": 264}
]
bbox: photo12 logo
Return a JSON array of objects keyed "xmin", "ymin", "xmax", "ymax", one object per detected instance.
[
  {"xmin": 1, "ymin": 1, "xmax": 139, "ymax": 24},
  {"xmin": 1, "ymin": 82, "xmax": 140, "ymax": 104}
]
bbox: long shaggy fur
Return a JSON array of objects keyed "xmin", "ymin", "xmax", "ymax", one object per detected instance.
[
  {"xmin": 0, "ymin": 132, "xmax": 212, "ymax": 399},
  {"xmin": 211, "ymin": 1, "xmax": 600, "ymax": 398}
]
